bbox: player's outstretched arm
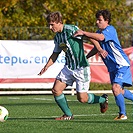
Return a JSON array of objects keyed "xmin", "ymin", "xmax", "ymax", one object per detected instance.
[
  {"xmin": 89, "ymin": 39, "xmax": 108, "ymax": 59},
  {"xmin": 38, "ymin": 52, "xmax": 60, "ymax": 76}
]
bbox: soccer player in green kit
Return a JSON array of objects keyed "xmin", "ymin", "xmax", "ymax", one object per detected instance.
[{"xmin": 38, "ymin": 11, "xmax": 108, "ymax": 120}]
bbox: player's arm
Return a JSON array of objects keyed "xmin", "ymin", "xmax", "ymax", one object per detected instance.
[
  {"xmin": 74, "ymin": 29, "xmax": 105, "ymax": 41},
  {"xmin": 86, "ymin": 47, "xmax": 98, "ymax": 59},
  {"xmin": 89, "ymin": 38, "xmax": 108, "ymax": 59},
  {"xmin": 38, "ymin": 52, "xmax": 60, "ymax": 76}
]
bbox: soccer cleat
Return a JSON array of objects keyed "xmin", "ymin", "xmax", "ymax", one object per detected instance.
[
  {"xmin": 114, "ymin": 114, "xmax": 127, "ymax": 120},
  {"xmin": 100, "ymin": 94, "xmax": 108, "ymax": 113},
  {"xmin": 55, "ymin": 114, "xmax": 74, "ymax": 120}
]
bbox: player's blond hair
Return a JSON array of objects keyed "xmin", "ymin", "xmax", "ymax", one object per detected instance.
[{"xmin": 46, "ymin": 11, "xmax": 63, "ymax": 24}]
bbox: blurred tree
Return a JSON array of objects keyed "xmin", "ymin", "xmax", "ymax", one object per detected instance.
[{"xmin": 0, "ymin": 0, "xmax": 132, "ymax": 47}]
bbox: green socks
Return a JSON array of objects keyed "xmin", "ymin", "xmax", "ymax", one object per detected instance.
[
  {"xmin": 55, "ymin": 93, "xmax": 105, "ymax": 115},
  {"xmin": 88, "ymin": 93, "xmax": 105, "ymax": 104},
  {"xmin": 54, "ymin": 94, "xmax": 72, "ymax": 116}
]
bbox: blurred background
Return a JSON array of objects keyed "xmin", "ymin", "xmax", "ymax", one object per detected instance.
[{"xmin": 0, "ymin": 0, "xmax": 133, "ymax": 48}]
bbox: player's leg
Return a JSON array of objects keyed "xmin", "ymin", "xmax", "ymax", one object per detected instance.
[
  {"xmin": 123, "ymin": 89, "xmax": 133, "ymax": 101},
  {"xmin": 121, "ymin": 66, "xmax": 133, "ymax": 101},
  {"xmin": 112, "ymin": 83, "xmax": 127, "ymax": 120},
  {"xmin": 76, "ymin": 86, "xmax": 108, "ymax": 113},
  {"xmin": 76, "ymin": 92, "xmax": 107, "ymax": 104},
  {"xmin": 52, "ymin": 66, "xmax": 74, "ymax": 120},
  {"xmin": 75, "ymin": 66, "xmax": 108, "ymax": 113},
  {"xmin": 52, "ymin": 79, "xmax": 73, "ymax": 120},
  {"xmin": 110, "ymin": 67, "xmax": 129, "ymax": 120}
]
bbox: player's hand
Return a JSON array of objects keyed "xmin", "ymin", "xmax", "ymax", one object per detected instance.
[
  {"xmin": 73, "ymin": 29, "xmax": 84, "ymax": 37},
  {"xmin": 38, "ymin": 66, "xmax": 48, "ymax": 76},
  {"xmin": 98, "ymin": 49, "xmax": 108, "ymax": 59}
]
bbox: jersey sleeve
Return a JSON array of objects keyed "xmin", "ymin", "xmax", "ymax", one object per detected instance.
[
  {"xmin": 53, "ymin": 39, "xmax": 62, "ymax": 53},
  {"xmin": 67, "ymin": 25, "xmax": 82, "ymax": 40},
  {"xmin": 102, "ymin": 25, "xmax": 117, "ymax": 42}
]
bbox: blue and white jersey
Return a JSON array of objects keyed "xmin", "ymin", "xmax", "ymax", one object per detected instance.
[{"xmin": 97, "ymin": 25, "xmax": 130, "ymax": 72}]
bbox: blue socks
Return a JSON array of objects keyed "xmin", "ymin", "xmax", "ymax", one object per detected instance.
[
  {"xmin": 115, "ymin": 89, "xmax": 133, "ymax": 116},
  {"xmin": 123, "ymin": 89, "xmax": 133, "ymax": 101},
  {"xmin": 115, "ymin": 93, "xmax": 126, "ymax": 115}
]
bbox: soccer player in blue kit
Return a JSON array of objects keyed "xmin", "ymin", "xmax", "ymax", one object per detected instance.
[
  {"xmin": 74, "ymin": 9, "xmax": 133, "ymax": 120},
  {"xmin": 38, "ymin": 11, "xmax": 108, "ymax": 120}
]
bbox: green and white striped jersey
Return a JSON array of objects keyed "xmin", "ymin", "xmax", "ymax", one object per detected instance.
[{"xmin": 53, "ymin": 24, "xmax": 89, "ymax": 70}]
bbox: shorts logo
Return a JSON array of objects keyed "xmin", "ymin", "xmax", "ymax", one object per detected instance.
[
  {"xmin": 117, "ymin": 73, "xmax": 123, "ymax": 79},
  {"xmin": 82, "ymin": 88, "xmax": 85, "ymax": 90}
]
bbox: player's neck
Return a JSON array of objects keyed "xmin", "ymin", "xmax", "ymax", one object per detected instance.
[
  {"xmin": 59, "ymin": 24, "xmax": 64, "ymax": 32},
  {"xmin": 100, "ymin": 24, "xmax": 109, "ymax": 31}
]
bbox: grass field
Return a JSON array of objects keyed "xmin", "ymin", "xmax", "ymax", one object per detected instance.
[{"xmin": 0, "ymin": 94, "xmax": 133, "ymax": 133}]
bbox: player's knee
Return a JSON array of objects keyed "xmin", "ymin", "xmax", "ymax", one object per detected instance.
[
  {"xmin": 77, "ymin": 92, "xmax": 88, "ymax": 103},
  {"xmin": 77, "ymin": 97, "xmax": 87, "ymax": 103},
  {"xmin": 112, "ymin": 83, "xmax": 121, "ymax": 96},
  {"xmin": 52, "ymin": 88, "xmax": 62, "ymax": 96},
  {"xmin": 52, "ymin": 89, "xmax": 57, "ymax": 95},
  {"xmin": 79, "ymin": 99, "xmax": 86, "ymax": 103}
]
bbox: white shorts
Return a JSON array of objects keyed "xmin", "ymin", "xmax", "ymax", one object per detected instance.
[{"xmin": 56, "ymin": 65, "xmax": 91, "ymax": 92}]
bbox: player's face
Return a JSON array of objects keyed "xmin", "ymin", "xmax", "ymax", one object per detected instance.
[
  {"xmin": 96, "ymin": 15, "xmax": 109, "ymax": 30},
  {"xmin": 48, "ymin": 22, "xmax": 62, "ymax": 33}
]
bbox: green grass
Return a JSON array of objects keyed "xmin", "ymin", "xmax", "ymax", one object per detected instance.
[{"xmin": 0, "ymin": 94, "xmax": 133, "ymax": 133}]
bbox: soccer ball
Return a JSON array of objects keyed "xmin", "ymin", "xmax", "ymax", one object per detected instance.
[{"xmin": 0, "ymin": 106, "xmax": 9, "ymax": 122}]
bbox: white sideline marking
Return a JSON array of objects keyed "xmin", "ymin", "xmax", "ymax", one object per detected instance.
[
  {"xmin": 7, "ymin": 97, "xmax": 53, "ymax": 101},
  {"xmin": 126, "ymin": 102, "xmax": 133, "ymax": 104},
  {"xmin": 8, "ymin": 113, "xmax": 118, "ymax": 120},
  {"xmin": 7, "ymin": 98, "xmax": 78, "ymax": 103},
  {"xmin": 33, "ymin": 98, "xmax": 53, "ymax": 101},
  {"xmin": 44, "ymin": 113, "xmax": 118, "ymax": 118},
  {"xmin": 7, "ymin": 97, "xmax": 79, "ymax": 102},
  {"xmin": 8, "ymin": 97, "xmax": 20, "ymax": 100},
  {"xmin": 7, "ymin": 97, "xmax": 133, "ymax": 104}
]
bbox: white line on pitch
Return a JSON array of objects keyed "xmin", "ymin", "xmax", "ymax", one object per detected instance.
[
  {"xmin": 8, "ymin": 113, "xmax": 118, "ymax": 120},
  {"xmin": 7, "ymin": 97, "xmax": 133, "ymax": 105}
]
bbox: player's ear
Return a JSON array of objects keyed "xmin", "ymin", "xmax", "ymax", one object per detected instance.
[
  {"xmin": 106, "ymin": 19, "xmax": 109, "ymax": 24},
  {"xmin": 58, "ymin": 21, "xmax": 63, "ymax": 24}
]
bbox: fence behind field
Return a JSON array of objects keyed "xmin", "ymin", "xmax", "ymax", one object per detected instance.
[{"xmin": 0, "ymin": 26, "xmax": 133, "ymax": 47}]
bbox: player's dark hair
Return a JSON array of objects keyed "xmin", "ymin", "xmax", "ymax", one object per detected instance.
[
  {"xmin": 96, "ymin": 9, "xmax": 111, "ymax": 24},
  {"xmin": 46, "ymin": 11, "xmax": 63, "ymax": 24}
]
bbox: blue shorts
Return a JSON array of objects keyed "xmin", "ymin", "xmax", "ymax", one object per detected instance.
[{"xmin": 109, "ymin": 66, "xmax": 132, "ymax": 88}]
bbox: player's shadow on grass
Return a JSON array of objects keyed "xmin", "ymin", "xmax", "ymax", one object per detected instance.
[
  {"xmin": 8, "ymin": 117, "xmax": 133, "ymax": 123},
  {"xmin": 73, "ymin": 119, "xmax": 133, "ymax": 123},
  {"xmin": 8, "ymin": 117, "xmax": 54, "ymax": 121}
]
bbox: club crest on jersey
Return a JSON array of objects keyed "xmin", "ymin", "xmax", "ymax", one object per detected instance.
[{"xmin": 59, "ymin": 43, "xmax": 67, "ymax": 52}]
